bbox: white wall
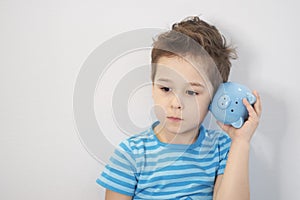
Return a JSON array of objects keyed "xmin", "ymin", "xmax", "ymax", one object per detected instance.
[{"xmin": 1, "ymin": 0, "xmax": 300, "ymax": 199}]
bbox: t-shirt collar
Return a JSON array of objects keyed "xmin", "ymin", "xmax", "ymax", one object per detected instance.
[{"xmin": 150, "ymin": 121, "xmax": 206, "ymax": 150}]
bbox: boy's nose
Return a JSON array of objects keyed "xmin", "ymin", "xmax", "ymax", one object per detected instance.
[{"xmin": 170, "ymin": 94, "xmax": 183, "ymax": 109}]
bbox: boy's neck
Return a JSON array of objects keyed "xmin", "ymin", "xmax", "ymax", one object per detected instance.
[{"xmin": 154, "ymin": 124, "xmax": 200, "ymax": 145}]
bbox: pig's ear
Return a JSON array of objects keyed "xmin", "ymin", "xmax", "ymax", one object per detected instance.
[
  {"xmin": 246, "ymin": 92, "xmax": 256, "ymax": 104},
  {"xmin": 231, "ymin": 117, "xmax": 244, "ymax": 128}
]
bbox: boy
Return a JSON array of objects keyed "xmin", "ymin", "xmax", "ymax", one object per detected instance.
[{"xmin": 96, "ymin": 16, "xmax": 262, "ymax": 200}]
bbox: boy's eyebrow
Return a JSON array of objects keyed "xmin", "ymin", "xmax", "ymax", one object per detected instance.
[
  {"xmin": 189, "ymin": 82, "xmax": 205, "ymax": 88},
  {"xmin": 156, "ymin": 78, "xmax": 205, "ymax": 88},
  {"xmin": 156, "ymin": 78, "xmax": 173, "ymax": 83}
]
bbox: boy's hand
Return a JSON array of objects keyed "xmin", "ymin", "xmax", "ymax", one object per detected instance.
[{"xmin": 217, "ymin": 90, "xmax": 262, "ymax": 143}]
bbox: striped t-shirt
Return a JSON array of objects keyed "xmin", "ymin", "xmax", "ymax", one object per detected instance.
[{"xmin": 97, "ymin": 121, "xmax": 231, "ymax": 200}]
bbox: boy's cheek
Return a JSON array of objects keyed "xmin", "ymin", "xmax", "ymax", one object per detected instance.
[
  {"xmin": 183, "ymin": 102, "xmax": 209, "ymax": 117},
  {"xmin": 153, "ymin": 104, "xmax": 166, "ymax": 117}
]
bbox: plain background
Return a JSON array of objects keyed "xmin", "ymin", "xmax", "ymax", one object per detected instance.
[{"xmin": 1, "ymin": 0, "xmax": 300, "ymax": 199}]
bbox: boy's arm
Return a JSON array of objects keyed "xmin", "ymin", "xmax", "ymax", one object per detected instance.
[
  {"xmin": 213, "ymin": 91, "xmax": 262, "ymax": 200},
  {"xmin": 213, "ymin": 141, "xmax": 251, "ymax": 200},
  {"xmin": 105, "ymin": 189, "xmax": 132, "ymax": 200},
  {"xmin": 213, "ymin": 174, "xmax": 223, "ymax": 198}
]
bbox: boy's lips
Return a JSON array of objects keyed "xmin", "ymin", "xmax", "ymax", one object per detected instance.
[{"xmin": 167, "ymin": 116, "xmax": 183, "ymax": 122}]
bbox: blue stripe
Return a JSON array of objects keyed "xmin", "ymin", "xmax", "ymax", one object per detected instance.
[
  {"xmin": 136, "ymin": 183, "xmax": 213, "ymax": 197},
  {"xmin": 148, "ymin": 180, "xmax": 212, "ymax": 190},
  {"xmin": 131, "ymin": 142, "xmax": 160, "ymax": 151},
  {"xmin": 101, "ymin": 172, "xmax": 135, "ymax": 188},
  {"xmin": 110, "ymin": 157, "xmax": 132, "ymax": 171},
  {"xmin": 217, "ymin": 168, "xmax": 225, "ymax": 175},
  {"xmin": 219, "ymin": 146, "xmax": 230, "ymax": 156},
  {"xmin": 105, "ymin": 165, "xmax": 136, "ymax": 180},
  {"xmin": 219, "ymin": 134, "xmax": 230, "ymax": 141},
  {"xmin": 118, "ymin": 143, "xmax": 136, "ymax": 160},
  {"xmin": 141, "ymin": 161, "xmax": 213, "ymax": 169},
  {"xmin": 114, "ymin": 148, "xmax": 136, "ymax": 166}
]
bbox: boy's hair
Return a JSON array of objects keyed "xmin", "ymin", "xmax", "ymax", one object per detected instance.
[{"xmin": 151, "ymin": 16, "xmax": 237, "ymax": 89}]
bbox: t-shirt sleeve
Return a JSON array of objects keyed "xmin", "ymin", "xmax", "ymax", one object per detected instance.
[
  {"xmin": 96, "ymin": 141, "xmax": 138, "ymax": 196},
  {"xmin": 216, "ymin": 132, "xmax": 231, "ymax": 175}
]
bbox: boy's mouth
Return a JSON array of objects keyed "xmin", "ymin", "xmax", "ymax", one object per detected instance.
[{"xmin": 167, "ymin": 116, "xmax": 183, "ymax": 122}]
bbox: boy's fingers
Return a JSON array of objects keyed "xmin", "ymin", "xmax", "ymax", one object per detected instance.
[
  {"xmin": 243, "ymin": 98, "xmax": 260, "ymax": 125},
  {"xmin": 243, "ymin": 98, "xmax": 256, "ymax": 117},
  {"xmin": 253, "ymin": 90, "xmax": 262, "ymax": 118}
]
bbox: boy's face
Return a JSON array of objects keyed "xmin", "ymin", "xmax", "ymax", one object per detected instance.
[{"xmin": 152, "ymin": 56, "xmax": 212, "ymax": 136}]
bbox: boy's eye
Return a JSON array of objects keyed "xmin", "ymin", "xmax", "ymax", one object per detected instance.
[
  {"xmin": 160, "ymin": 87, "xmax": 172, "ymax": 92},
  {"xmin": 186, "ymin": 90, "xmax": 199, "ymax": 96}
]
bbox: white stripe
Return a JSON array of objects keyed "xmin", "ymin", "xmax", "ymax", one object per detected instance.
[{"xmin": 102, "ymin": 168, "xmax": 136, "ymax": 185}]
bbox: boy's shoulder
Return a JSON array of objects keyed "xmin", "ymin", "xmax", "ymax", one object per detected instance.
[
  {"xmin": 204, "ymin": 128, "xmax": 232, "ymax": 149},
  {"xmin": 206, "ymin": 128, "xmax": 231, "ymax": 139},
  {"xmin": 194, "ymin": 127, "xmax": 232, "ymax": 150},
  {"xmin": 118, "ymin": 125, "xmax": 155, "ymax": 152}
]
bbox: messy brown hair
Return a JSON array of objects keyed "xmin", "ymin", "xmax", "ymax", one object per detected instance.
[{"xmin": 151, "ymin": 16, "xmax": 237, "ymax": 89}]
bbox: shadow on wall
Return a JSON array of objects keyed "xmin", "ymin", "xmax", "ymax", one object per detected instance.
[
  {"xmin": 249, "ymin": 90, "xmax": 286, "ymax": 200},
  {"xmin": 225, "ymin": 26, "xmax": 286, "ymax": 199}
]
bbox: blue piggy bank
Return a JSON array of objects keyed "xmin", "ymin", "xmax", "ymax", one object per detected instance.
[{"xmin": 209, "ymin": 82, "xmax": 256, "ymax": 128}]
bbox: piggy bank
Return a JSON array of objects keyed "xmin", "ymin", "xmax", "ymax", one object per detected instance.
[{"xmin": 209, "ymin": 82, "xmax": 256, "ymax": 128}]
